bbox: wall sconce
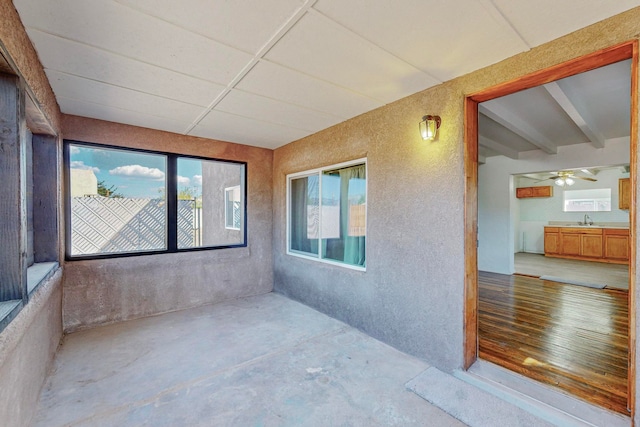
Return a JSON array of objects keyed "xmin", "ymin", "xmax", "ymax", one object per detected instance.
[{"xmin": 419, "ymin": 115, "xmax": 441, "ymax": 141}]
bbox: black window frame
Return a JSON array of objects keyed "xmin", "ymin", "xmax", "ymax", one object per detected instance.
[{"xmin": 64, "ymin": 140, "xmax": 247, "ymax": 261}]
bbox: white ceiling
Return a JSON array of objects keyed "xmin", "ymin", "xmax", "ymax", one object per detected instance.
[
  {"xmin": 12, "ymin": 0, "xmax": 640, "ymax": 149},
  {"xmin": 479, "ymin": 59, "xmax": 632, "ymax": 161}
]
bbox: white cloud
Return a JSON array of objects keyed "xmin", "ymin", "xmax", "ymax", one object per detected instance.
[
  {"xmin": 70, "ymin": 161, "xmax": 99, "ymax": 173},
  {"xmin": 178, "ymin": 175, "xmax": 190, "ymax": 186},
  {"xmin": 69, "ymin": 146, "xmax": 81, "ymax": 155},
  {"xmin": 110, "ymin": 165, "xmax": 165, "ymax": 180},
  {"xmin": 192, "ymin": 175, "xmax": 202, "ymax": 186}
]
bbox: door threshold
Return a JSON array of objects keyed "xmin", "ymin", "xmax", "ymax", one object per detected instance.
[{"xmin": 456, "ymin": 360, "xmax": 630, "ymax": 427}]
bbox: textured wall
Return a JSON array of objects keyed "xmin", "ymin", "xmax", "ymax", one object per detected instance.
[
  {"xmin": 273, "ymin": 7, "xmax": 640, "ymax": 376},
  {"xmin": 62, "ymin": 115, "xmax": 274, "ymax": 331},
  {"xmin": 0, "ymin": 269, "xmax": 63, "ymax": 427},
  {"xmin": 0, "ymin": 0, "xmax": 61, "ymax": 130}
]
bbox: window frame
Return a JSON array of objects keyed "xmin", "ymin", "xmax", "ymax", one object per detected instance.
[
  {"xmin": 64, "ymin": 140, "xmax": 247, "ymax": 260},
  {"xmin": 286, "ymin": 158, "xmax": 367, "ymax": 271}
]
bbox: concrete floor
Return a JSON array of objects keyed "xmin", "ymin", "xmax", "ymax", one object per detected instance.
[{"xmin": 33, "ymin": 293, "xmax": 464, "ymax": 426}]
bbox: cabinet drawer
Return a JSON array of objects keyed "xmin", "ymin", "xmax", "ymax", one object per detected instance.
[
  {"xmin": 604, "ymin": 228, "xmax": 629, "ymax": 236},
  {"xmin": 561, "ymin": 227, "xmax": 602, "ymax": 235}
]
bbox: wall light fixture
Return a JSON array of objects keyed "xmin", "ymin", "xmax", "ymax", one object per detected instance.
[{"xmin": 419, "ymin": 115, "xmax": 441, "ymax": 141}]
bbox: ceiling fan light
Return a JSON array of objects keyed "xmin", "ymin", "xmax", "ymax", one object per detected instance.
[
  {"xmin": 565, "ymin": 177, "xmax": 575, "ymax": 186},
  {"xmin": 555, "ymin": 178, "xmax": 565, "ymax": 186}
]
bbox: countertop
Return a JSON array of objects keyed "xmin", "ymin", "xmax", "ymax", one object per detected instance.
[{"xmin": 546, "ymin": 221, "xmax": 629, "ymax": 229}]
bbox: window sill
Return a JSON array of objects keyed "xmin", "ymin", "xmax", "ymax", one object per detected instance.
[
  {"xmin": 0, "ymin": 262, "xmax": 59, "ymax": 333},
  {"xmin": 286, "ymin": 251, "xmax": 366, "ymax": 272},
  {"xmin": 0, "ymin": 300, "xmax": 22, "ymax": 331},
  {"xmin": 27, "ymin": 262, "xmax": 59, "ymax": 294}
]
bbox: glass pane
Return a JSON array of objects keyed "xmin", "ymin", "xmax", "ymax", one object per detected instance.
[
  {"xmin": 290, "ymin": 175, "xmax": 319, "ymax": 255},
  {"xmin": 68, "ymin": 144, "xmax": 167, "ymax": 256},
  {"xmin": 178, "ymin": 158, "xmax": 245, "ymax": 248},
  {"xmin": 321, "ymin": 164, "xmax": 366, "ymax": 267},
  {"xmin": 563, "ymin": 188, "xmax": 611, "ymax": 212}
]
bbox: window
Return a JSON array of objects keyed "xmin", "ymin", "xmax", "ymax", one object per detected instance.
[
  {"xmin": 563, "ymin": 188, "xmax": 612, "ymax": 212},
  {"xmin": 65, "ymin": 141, "xmax": 246, "ymax": 259},
  {"xmin": 0, "ymin": 73, "xmax": 60, "ymax": 332},
  {"xmin": 287, "ymin": 159, "xmax": 366, "ymax": 270}
]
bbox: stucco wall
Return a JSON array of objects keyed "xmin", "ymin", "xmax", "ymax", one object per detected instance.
[
  {"xmin": 0, "ymin": 269, "xmax": 63, "ymax": 427},
  {"xmin": 0, "ymin": 0, "xmax": 61, "ymax": 130},
  {"xmin": 273, "ymin": 7, "xmax": 640, "ymax": 379},
  {"xmin": 62, "ymin": 115, "xmax": 274, "ymax": 332}
]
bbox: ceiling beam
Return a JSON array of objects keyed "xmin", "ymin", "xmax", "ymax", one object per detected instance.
[
  {"xmin": 479, "ymin": 103, "xmax": 558, "ymax": 154},
  {"xmin": 479, "ymin": 136, "xmax": 519, "ymax": 159},
  {"xmin": 543, "ymin": 82, "xmax": 605, "ymax": 149}
]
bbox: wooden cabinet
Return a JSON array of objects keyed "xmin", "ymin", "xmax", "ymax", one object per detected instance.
[
  {"xmin": 560, "ymin": 231, "xmax": 581, "ymax": 256},
  {"xmin": 581, "ymin": 234, "xmax": 603, "ymax": 258},
  {"xmin": 619, "ymin": 178, "xmax": 630, "ymax": 210},
  {"xmin": 544, "ymin": 226, "xmax": 628, "ymax": 264},
  {"xmin": 604, "ymin": 228, "xmax": 630, "ymax": 261},
  {"xmin": 543, "ymin": 228, "xmax": 560, "ymax": 254},
  {"xmin": 516, "ymin": 186, "xmax": 553, "ymax": 198}
]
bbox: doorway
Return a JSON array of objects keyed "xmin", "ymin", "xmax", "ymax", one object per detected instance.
[{"xmin": 464, "ymin": 41, "xmax": 638, "ymax": 415}]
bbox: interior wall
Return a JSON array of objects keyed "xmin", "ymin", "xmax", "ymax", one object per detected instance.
[
  {"xmin": 273, "ymin": 9, "xmax": 640, "ymax": 376},
  {"xmin": 479, "ymin": 138, "xmax": 630, "ymax": 273},
  {"xmin": 61, "ymin": 116, "xmax": 274, "ymax": 332}
]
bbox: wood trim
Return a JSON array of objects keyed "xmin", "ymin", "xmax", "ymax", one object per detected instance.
[
  {"xmin": 463, "ymin": 96, "xmax": 478, "ymax": 369},
  {"xmin": 628, "ymin": 39, "xmax": 638, "ymax": 418},
  {"xmin": 463, "ymin": 40, "xmax": 638, "ymax": 417}
]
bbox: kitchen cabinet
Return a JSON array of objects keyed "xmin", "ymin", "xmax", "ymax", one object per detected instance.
[
  {"xmin": 543, "ymin": 226, "xmax": 628, "ymax": 264},
  {"xmin": 581, "ymin": 234, "xmax": 603, "ymax": 258},
  {"xmin": 543, "ymin": 227, "xmax": 560, "ymax": 254},
  {"xmin": 604, "ymin": 228, "xmax": 630, "ymax": 261},
  {"xmin": 516, "ymin": 186, "xmax": 553, "ymax": 198},
  {"xmin": 619, "ymin": 178, "xmax": 630, "ymax": 210},
  {"xmin": 560, "ymin": 231, "xmax": 581, "ymax": 256}
]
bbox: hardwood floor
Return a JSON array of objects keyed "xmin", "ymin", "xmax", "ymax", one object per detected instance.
[{"xmin": 479, "ymin": 271, "xmax": 628, "ymax": 414}]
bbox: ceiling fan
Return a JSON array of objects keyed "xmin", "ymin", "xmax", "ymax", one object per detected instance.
[{"xmin": 537, "ymin": 170, "xmax": 597, "ymax": 187}]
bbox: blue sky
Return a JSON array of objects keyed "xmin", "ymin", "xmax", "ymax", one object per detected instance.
[{"xmin": 69, "ymin": 144, "xmax": 202, "ymax": 198}]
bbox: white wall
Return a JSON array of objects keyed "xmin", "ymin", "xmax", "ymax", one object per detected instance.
[{"xmin": 478, "ymin": 137, "xmax": 630, "ymax": 274}]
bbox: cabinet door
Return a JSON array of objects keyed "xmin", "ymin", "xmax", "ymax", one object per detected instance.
[
  {"xmin": 516, "ymin": 187, "xmax": 533, "ymax": 198},
  {"xmin": 560, "ymin": 233, "xmax": 581, "ymax": 256},
  {"xmin": 619, "ymin": 178, "xmax": 630, "ymax": 210},
  {"xmin": 580, "ymin": 235, "xmax": 603, "ymax": 258},
  {"xmin": 605, "ymin": 235, "xmax": 629, "ymax": 260},
  {"xmin": 544, "ymin": 232, "xmax": 559, "ymax": 254},
  {"xmin": 532, "ymin": 186, "xmax": 553, "ymax": 197}
]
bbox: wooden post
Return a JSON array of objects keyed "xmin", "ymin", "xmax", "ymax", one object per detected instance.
[
  {"xmin": 32, "ymin": 134, "xmax": 59, "ymax": 263},
  {"xmin": 0, "ymin": 72, "xmax": 27, "ymax": 302}
]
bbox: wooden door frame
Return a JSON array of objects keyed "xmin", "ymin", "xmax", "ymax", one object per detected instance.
[{"xmin": 463, "ymin": 40, "xmax": 639, "ymax": 416}]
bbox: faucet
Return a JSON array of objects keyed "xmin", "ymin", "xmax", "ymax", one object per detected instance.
[{"xmin": 583, "ymin": 214, "xmax": 593, "ymax": 225}]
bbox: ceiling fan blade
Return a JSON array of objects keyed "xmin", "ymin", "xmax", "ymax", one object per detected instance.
[
  {"xmin": 576, "ymin": 176, "xmax": 597, "ymax": 181},
  {"xmin": 533, "ymin": 177, "xmax": 556, "ymax": 183}
]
